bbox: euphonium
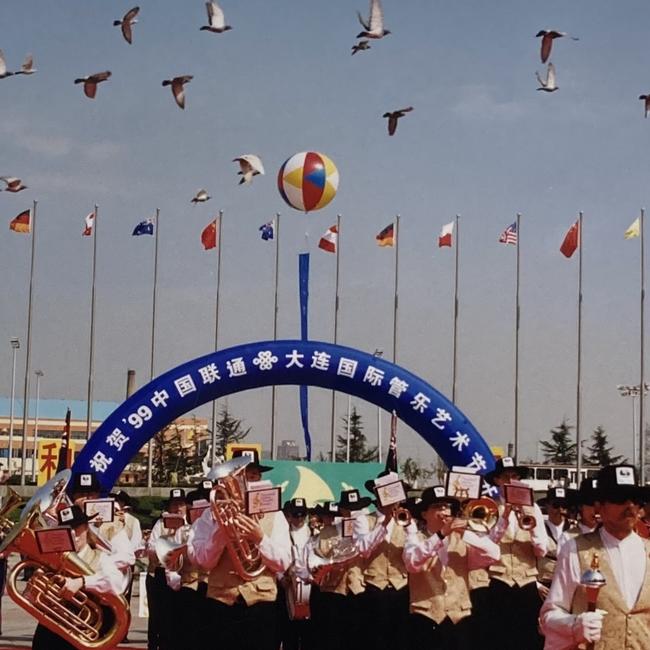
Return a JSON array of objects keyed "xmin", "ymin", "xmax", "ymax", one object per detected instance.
[
  {"xmin": 462, "ymin": 498, "xmax": 499, "ymax": 533},
  {"xmin": 0, "ymin": 487, "xmax": 24, "ymax": 540},
  {"xmin": 208, "ymin": 456, "xmax": 266, "ymax": 581}
]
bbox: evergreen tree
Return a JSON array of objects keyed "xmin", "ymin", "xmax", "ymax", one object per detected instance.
[
  {"xmin": 585, "ymin": 426, "xmax": 625, "ymax": 466},
  {"xmin": 400, "ymin": 457, "xmax": 435, "ymax": 488},
  {"xmin": 211, "ymin": 405, "xmax": 251, "ymax": 459},
  {"xmin": 540, "ymin": 420, "xmax": 577, "ymax": 464},
  {"xmin": 335, "ymin": 407, "xmax": 377, "ymax": 462}
]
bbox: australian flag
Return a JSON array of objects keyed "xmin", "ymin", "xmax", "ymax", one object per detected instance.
[
  {"xmin": 259, "ymin": 221, "xmax": 274, "ymax": 241},
  {"xmin": 132, "ymin": 219, "xmax": 154, "ymax": 236}
]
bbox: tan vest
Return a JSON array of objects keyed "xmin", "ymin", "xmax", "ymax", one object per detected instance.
[
  {"xmin": 489, "ymin": 507, "xmax": 538, "ymax": 587},
  {"xmin": 537, "ymin": 520, "xmax": 569, "ymax": 585},
  {"xmin": 317, "ymin": 524, "xmax": 365, "ymax": 595},
  {"xmin": 206, "ymin": 513, "xmax": 278, "ymax": 606},
  {"xmin": 364, "ymin": 519, "xmax": 408, "ymax": 591},
  {"xmin": 571, "ymin": 532, "xmax": 650, "ymax": 650},
  {"xmin": 468, "ymin": 567, "xmax": 490, "ymax": 590},
  {"xmin": 408, "ymin": 531, "xmax": 473, "ymax": 624}
]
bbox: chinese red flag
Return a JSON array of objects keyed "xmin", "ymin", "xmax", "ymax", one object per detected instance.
[
  {"xmin": 560, "ymin": 220, "xmax": 580, "ymax": 258},
  {"xmin": 9, "ymin": 209, "xmax": 30, "ymax": 233},
  {"xmin": 201, "ymin": 219, "xmax": 218, "ymax": 250}
]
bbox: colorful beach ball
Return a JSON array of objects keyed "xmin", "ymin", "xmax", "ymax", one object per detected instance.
[{"xmin": 277, "ymin": 151, "xmax": 339, "ymax": 212}]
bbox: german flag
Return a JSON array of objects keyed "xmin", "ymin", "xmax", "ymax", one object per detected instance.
[
  {"xmin": 376, "ymin": 223, "xmax": 394, "ymax": 247},
  {"xmin": 9, "ymin": 209, "xmax": 30, "ymax": 233}
]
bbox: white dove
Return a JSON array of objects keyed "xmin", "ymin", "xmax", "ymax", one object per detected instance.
[
  {"xmin": 191, "ymin": 189, "xmax": 211, "ymax": 203},
  {"xmin": 200, "ymin": 2, "xmax": 232, "ymax": 33},
  {"xmin": 0, "ymin": 177, "xmax": 28, "ymax": 192},
  {"xmin": 0, "ymin": 50, "xmax": 13, "ymax": 79},
  {"xmin": 14, "ymin": 54, "xmax": 36, "ymax": 75},
  {"xmin": 357, "ymin": 0, "xmax": 390, "ymax": 39},
  {"xmin": 233, "ymin": 155, "xmax": 265, "ymax": 185},
  {"xmin": 536, "ymin": 63, "xmax": 558, "ymax": 92}
]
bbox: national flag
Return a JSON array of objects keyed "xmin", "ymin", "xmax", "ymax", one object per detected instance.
[
  {"xmin": 82, "ymin": 212, "xmax": 95, "ymax": 236},
  {"xmin": 438, "ymin": 221, "xmax": 454, "ymax": 247},
  {"xmin": 318, "ymin": 224, "xmax": 338, "ymax": 253},
  {"xmin": 498, "ymin": 221, "xmax": 518, "ymax": 245},
  {"xmin": 259, "ymin": 221, "xmax": 274, "ymax": 241},
  {"xmin": 625, "ymin": 218, "xmax": 640, "ymax": 239},
  {"xmin": 560, "ymin": 220, "xmax": 580, "ymax": 258},
  {"xmin": 201, "ymin": 218, "xmax": 218, "ymax": 250},
  {"xmin": 9, "ymin": 209, "xmax": 30, "ymax": 233},
  {"xmin": 384, "ymin": 410, "xmax": 398, "ymax": 473},
  {"xmin": 376, "ymin": 223, "xmax": 394, "ymax": 247},
  {"xmin": 56, "ymin": 408, "xmax": 72, "ymax": 473},
  {"xmin": 132, "ymin": 219, "xmax": 154, "ymax": 236}
]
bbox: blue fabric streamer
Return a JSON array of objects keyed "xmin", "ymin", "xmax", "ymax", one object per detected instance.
[{"xmin": 298, "ymin": 253, "xmax": 312, "ymax": 460}]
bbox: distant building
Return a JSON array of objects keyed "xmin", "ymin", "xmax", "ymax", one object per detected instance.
[{"xmin": 277, "ymin": 439, "xmax": 300, "ymax": 460}]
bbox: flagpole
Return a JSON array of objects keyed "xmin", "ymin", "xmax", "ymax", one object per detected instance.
[
  {"xmin": 393, "ymin": 215, "xmax": 400, "ymax": 364},
  {"xmin": 85, "ymin": 205, "xmax": 98, "ymax": 441},
  {"xmin": 329, "ymin": 214, "xmax": 342, "ymax": 461},
  {"xmin": 452, "ymin": 214, "xmax": 460, "ymax": 404},
  {"xmin": 514, "ymin": 213, "xmax": 521, "ymax": 462},
  {"xmin": 640, "ymin": 208, "xmax": 646, "ymax": 482},
  {"xmin": 576, "ymin": 211, "xmax": 584, "ymax": 482},
  {"xmin": 19, "ymin": 200, "xmax": 37, "ymax": 486},
  {"xmin": 147, "ymin": 208, "xmax": 160, "ymax": 489},
  {"xmin": 210, "ymin": 211, "xmax": 223, "ymax": 467},
  {"xmin": 271, "ymin": 213, "xmax": 280, "ymax": 460}
]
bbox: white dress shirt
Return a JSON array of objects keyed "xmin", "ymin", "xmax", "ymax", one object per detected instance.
[
  {"xmin": 354, "ymin": 511, "xmax": 395, "ymax": 558},
  {"xmin": 83, "ymin": 546, "xmax": 130, "ymax": 595},
  {"xmin": 489, "ymin": 502, "xmax": 548, "ymax": 558},
  {"xmin": 540, "ymin": 528, "xmax": 647, "ymax": 650},
  {"xmin": 557, "ymin": 522, "xmax": 597, "ymax": 555},
  {"xmin": 546, "ymin": 519, "xmax": 566, "ymax": 545}
]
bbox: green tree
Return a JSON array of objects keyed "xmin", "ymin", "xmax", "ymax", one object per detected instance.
[
  {"xmin": 211, "ymin": 404, "xmax": 251, "ymax": 459},
  {"xmin": 540, "ymin": 420, "xmax": 577, "ymax": 464},
  {"xmin": 584, "ymin": 426, "xmax": 625, "ymax": 466},
  {"xmin": 400, "ymin": 457, "xmax": 435, "ymax": 488},
  {"xmin": 335, "ymin": 407, "xmax": 377, "ymax": 462}
]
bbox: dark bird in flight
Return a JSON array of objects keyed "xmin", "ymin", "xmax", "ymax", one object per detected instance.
[
  {"xmin": 114, "ymin": 7, "xmax": 140, "ymax": 44},
  {"xmin": 536, "ymin": 30, "xmax": 578, "ymax": 63},
  {"xmin": 357, "ymin": 0, "xmax": 390, "ymax": 39},
  {"xmin": 74, "ymin": 71, "xmax": 112, "ymax": 98},
  {"xmin": 162, "ymin": 75, "xmax": 193, "ymax": 109},
  {"xmin": 351, "ymin": 41, "xmax": 371, "ymax": 55},
  {"xmin": 536, "ymin": 63, "xmax": 558, "ymax": 92},
  {"xmin": 383, "ymin": 107, "xmax": 413, "ymax": 136},
  {"xmin": 200, "ymin": 2, "xmax": 232, "ymax": 33},
  {"xmin": 640, "ymin": 95, "xmax": 650, "ymax": 118}
]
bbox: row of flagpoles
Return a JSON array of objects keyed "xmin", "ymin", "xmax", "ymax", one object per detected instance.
[{"xmin": 6, "ymin": 203, "xmax": 648, "ymax": 485}]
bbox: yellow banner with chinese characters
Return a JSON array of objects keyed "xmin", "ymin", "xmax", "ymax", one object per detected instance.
[{"xmin": 37, "ymin": 439, "xmax": 78, "ymax": 486}]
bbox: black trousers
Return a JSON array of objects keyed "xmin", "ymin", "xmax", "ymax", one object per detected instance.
[
  {"xmin": 146, "ymin": 568, "xmax": 177, "ymax": 650},
  {"xmin": 276, "ymin": 582, "xmax": 315, "ymax": 650},
  {"xmin": 310, "ymin": 589, "xmax": 364, "ymax": 650},
  {"xmin": 361, "ymin": 584, "xmax": 410, "ymax": 650},
  {"xmin": 170, "ymin": 583, "xmax": 208, "ymax": 649},
  {"xmin": 33, "ymin": 624, "xmax": 76, "ymax": 650},
  {"xmin": 468, "ymin": 585, "xmax": 492, "ymax": 646},
  {"xmin": 408, "ymin": 613, "xmax": 473, "ymax": 650},
  {"xmin": 483, "ymin": 579, "xmax": 544, "ymax": 650}
]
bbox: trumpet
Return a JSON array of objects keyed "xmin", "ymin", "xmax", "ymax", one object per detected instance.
[
  {"xmin": 462, "ymin": 498, "xmax": 499, "ymax": 533},
  {"xmin": 394, "ymin": 506, "xmax": 412, "ymax": 527},
  {"xmin": 513, "ymin": 506, "xmax": 537, "ymax": 531}
]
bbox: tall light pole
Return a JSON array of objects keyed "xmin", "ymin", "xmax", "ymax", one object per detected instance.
[
  {"xmin": 373, "ymin": 348, "xmax": 384, "ymax": 462},
  {"xmin": 617, "ymin": 383, "xmax": 650, "ymax": 471},
  {"xmin": 8, "ymin": 338, "xmax": 20, "ymax": 475},
  {"xmin": 32, "ymin": 369, "xmax": 43, "ymax": 483}
]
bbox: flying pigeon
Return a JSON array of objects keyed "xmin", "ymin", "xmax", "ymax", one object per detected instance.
[
  {"xmin": 14, "ymin": 54, "xmax": 36, "ymax": 75},
  {"xmin": 0, "ymin": 50, "xmax": 13, "ymax": 79},
  {"xmin": 200, "ymin": 2, "xmax": 232, "ymax": 33},
  {"xmin": 536, "ymin": 30, "xmax": 579, "ymax": 63},
  {"xmin": 74, "ymin": 71, "xmax": 112, "ymax": 98},
  {"xmin": 0, "ymin": 177, "xmax": 27, "ymax": 192},
  {"xmin": 114, "ymin": 7, "xmax": 140, "ymax": 44},
  {"xmin": 383, "ymin": 106, "xmax": 413, "ymax": 136},
  {"xmin": 191, "ymin": 189, "xmax": 211, "ymax": 204},
  {"xmin": 233, "ymin": 155, "xmax": 265, "ymax": 185},
  {"xmin": 536, "ymin": 63, "xmax": 558, "ymax": 92},
  {"xmin": 351, "ymin": 40, "xmax": 371, "ymax": 55},
  {"xmin": 162, "ymin": 75, "xmax": 193, "ymax": 109},
  {"xmin": 357, "ymin": 0, "xmax": 390, "ymax": 39},
  {"xmin": 640, "ymin": 95, "xmax": 650, "ymax": 118}
]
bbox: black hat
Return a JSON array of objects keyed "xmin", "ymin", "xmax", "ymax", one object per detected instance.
[
  {"xmin": 310, "ymin": 501, "xmax": 339, "ymax": 517},
  {"xmin": 71, "ymin": 472, "xmax": 101, "ymax": 496},
  {"xmin": 572, "ymin": 478, "xmax": 598, "ymax": 506},
  {"xmin": 595, "ymin": 465, "xmax": 645, "ymax": 503},
  {"xmin": 167, "ymin": 488, "xmax": 186, "ymax": 509},
  {"xmin": 186, "ymin": 480, "xmax": 213, "ymax": 505},
  {"xmin": 338, "ymin": 489, "xmax": 372, "ymax": 511},
  {"xmin": 58, "ymin": 504, "xmax": 97, "ymax": 528},
  {"xmin": 484, "ymin": 457, "xmax": 530, "ymax": 484},
  {"xmin": 111, "ymin": 490, "xmax": 135, "ymax": 509},
  {"xmin": 364, "ymin": 470, "xmax": 412, "ymax": 495},
  {"xmin": 232, "ymin": 449, "xmax": 273, "ymax": 473},
  {"xmin": 417, "ymin": 486, "xmax": 460, "ymax": 516},
  {"xmin": 537, "ymin": 486, "xmax": 573, "ymax": 508},
  {"xmin": 283, "ymin": 497, "xmax": 308, "ymax": 518}
]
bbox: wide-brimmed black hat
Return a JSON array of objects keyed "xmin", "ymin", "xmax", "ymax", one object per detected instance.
[
  {"xmin": 310, "ymin": 501, "xmax": 339, "ymax": 517},
  {"xmin": 537, "ymin": 486, "xmax": 574, "ymax": 508},
  {"xmin": 232, "ymin": 449, "xmax": 273, "ymax": 473},
  {"xmin": 484, "ymin": 457, "xmax": 530, "ymax": 484},
  {"xmin": 417, "ymin": 486, "xmax": 460, "ymax": 518},
  {"xmin": 71, "ymin": 472, "xmax": 101, "ymax": 496},
  {"xmin": 58, "ymin": 504, "xmax": 97, "ymax": 528},
  {"xmin": 572, "ymin": 478, "xmax": 598, "ymax": 506},
  {"xmin": 283, "ymin": 497, "xmax": 308, "ymax": 518},
  {"xmin": 186, "ymin": 480, "xmax": 213, "ymax": 505},
  {"xmin": 110, "ymin": 490, "xmax": 135, "ymax": 509},
  {"xmin": 338, "ymin": 489, "xmax": 372, "ymax": 511},
  {"xmin": 594, "ymin": 465, "xmax": 645, "ymax": 503},
  {"xmin": 364, "ymin": 470, "xmax": 412, "ymax": 495},
  {"xmin": 166, "ymin": 488, "xmax": 187, "ymax": 509}
]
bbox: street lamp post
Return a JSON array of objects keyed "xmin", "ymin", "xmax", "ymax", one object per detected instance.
[
  {"xmin": 373, "ymin": 348, "xmax": 384, "ymax": 463},
  {"xmin": 8, "ymin": 338, "xmax": 20, "ymax": 475},
  {"xmin": 32, "ymin": 370, "xmax": 43, "ymax": 483},
  {"xmin": 617, "ymin": 383, "xmax": 650, "ymax": 472}
]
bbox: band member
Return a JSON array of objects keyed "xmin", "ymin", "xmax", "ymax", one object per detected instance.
[
  {"xmin": 354, "ymin": 472, "xmax": 410, "ymax": 650},
  {"xmin": 485, "ymin": 457, "xmax": 548, "ymax": 650},
  {"xmin": 232, "ymin": 449, "xmax": 273, "ymax": 482},
  {"xmin": 558, "ymin": 478, "xmax": 599, "ymax": 551},
  {"xmin": 541, "ymin": 464, "xmax": 650, "ymax": 649},
  {"xmin": 403, "ymin": 485, "xmax": 500, "ymax": 650},
  {"xmin": 32, "ymin": 505, "xmax": 128, "ymax": 650},
  {"xmin": 188, "ymin": 466, "xmax": 291, "ymax": 650}
]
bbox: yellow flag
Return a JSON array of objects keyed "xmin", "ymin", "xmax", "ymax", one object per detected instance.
[{"xmin": 625, "ymin": 217, "xmax": 640, "ymax": 239}]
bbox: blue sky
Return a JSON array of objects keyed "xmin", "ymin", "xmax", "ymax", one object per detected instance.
[{"xmin": 1, "ymin": 0, "xmax": 650, "ymax": 466}]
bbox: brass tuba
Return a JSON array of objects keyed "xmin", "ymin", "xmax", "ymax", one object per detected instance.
[
  {"xmin": 208, "ymin": 456, "xmax": 266, "ymax": 581},
  {"xmin": 0, "ymin": 487, "xmax": 25, "ymax": 540},
  {"xmin": 462, "ymin": 498, "xmax": 499, "ymax": 533}
]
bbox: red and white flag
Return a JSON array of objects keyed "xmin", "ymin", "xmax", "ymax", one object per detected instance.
[
  {"xmin": 438, "ymin": 221, "xmax": 454, "ymax": 247},
  {"xmin": 560, "ymin": 220, "xmax": 580, "ymax": 258},
  {"xmin": 318, "ymin": 224, "xmax": 338, "ymax": 253},
  {"xmin": 201, "ymin": 218, "xmax": 218, "ymax": 250},
  {"xmin": 82, "ymin": 212, "xmax": 95, "ymax": 236}
]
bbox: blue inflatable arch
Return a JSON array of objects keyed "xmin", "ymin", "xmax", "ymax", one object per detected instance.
[{"xmin": 73, "ymin": 340, "xmax": 496, "ymax": 491}]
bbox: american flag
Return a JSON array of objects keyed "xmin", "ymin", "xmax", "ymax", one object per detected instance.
[{"xmin": 498, "ymin": 222, "xmax": 518, "ymax": 245}]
